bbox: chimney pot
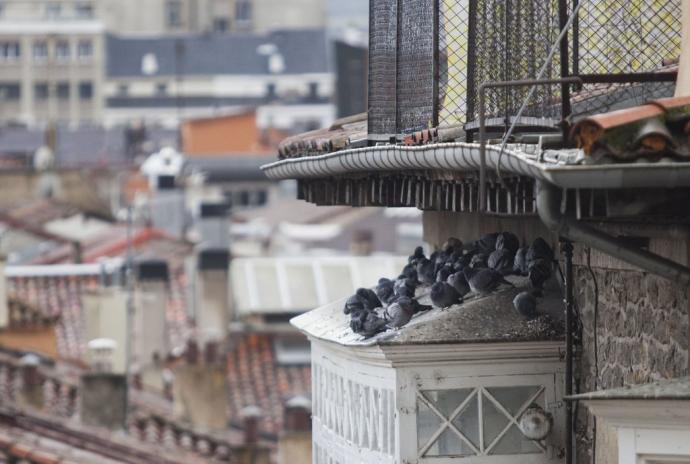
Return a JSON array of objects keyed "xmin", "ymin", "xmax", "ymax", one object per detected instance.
[
  {"xmin": 241, "ymin": 406, "xmax": 262, "ymax": 445},
  {"xmin": 283, "ymin": 396, "xmax": 312, "ymax": 433}
]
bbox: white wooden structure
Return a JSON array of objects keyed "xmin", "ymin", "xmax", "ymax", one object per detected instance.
[
  {"xmin": 571, "ymin": 377, "xmax": 690, "ymax": 464},
  {"xmin": 292, "ymin": 278, "xmax": 567, "ymax": 463}
]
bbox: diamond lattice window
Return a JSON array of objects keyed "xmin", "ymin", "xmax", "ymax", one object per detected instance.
[{"xmin": 416, "ymin": 386, "xmax": 546, "ymax": 458}]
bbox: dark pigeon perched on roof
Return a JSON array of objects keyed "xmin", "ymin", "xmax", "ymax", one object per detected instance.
[
  {"xmin": 513, "ymin": 247, "xmax": 529, "ymax": 276},
  {"xmin": 513, "ymin": 291, "xmax": 539, "ymax": 320},
  {"xmin": 430, "ymin": 281, "xmax": 463, "ymax": 309},
  {"xmin": 375, "ymin": 278, "xmax": 396, "ymax": 305},
  {"xmin": 495, "ymin": 232, "xmax": 520, "ymax": 254},
  {"xmin": 447, "ymin": 271, "xmax": 471, "ymax": 297},
  {"xmin": 470, "ymin": 253, "xmax": 488, "ymax": 269},
  {"xmin": 463, "ymin": 266, "xmax": 514, "ymax": 295},
  {"xmin": 394, "ymin": 295, "xmax": 432, "ymax": 315},
  {"xmin": 343, "ymin": 294, "xmax": 364, "ymax": 315},
  {"xmin": 385, "ymin": 300, "xmax": 415, "ymax": 328},
  {"xmin": 527, "ymin": 237, "xmax": 554, "ymax": 264},
  {"xmin": 488, "ymin": 248, "xmax": 515, "ymax": 275},
  {"xmin": 436, "ymin": 264, "xmax": 453, "ymax": 283},
  {"xmin": 416, "ymin": 258, "xmax": 436, "ymax": 285},
  {"xmin": 393, "ymin": 277, "xmax": 416, "ymax": 298},
  {"xmin": 356, "ymin": 288, "xmax": 381, "ymax": 310},
  {"xmin": 528, "ymin": 258, "xmax": 553, "ymax": 292},
  {"xmin": 350, "ymin": 310, "xmax": 388, "ymax": 338}
]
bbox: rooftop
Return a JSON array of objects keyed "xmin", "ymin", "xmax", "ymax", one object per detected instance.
[
  {"xmin": 291, "ymin": 275, "xmax": 565, "ymax": 348},
  {"xmin": 567, "ymin": 377, "xmax": 690, "ymax": 402}
]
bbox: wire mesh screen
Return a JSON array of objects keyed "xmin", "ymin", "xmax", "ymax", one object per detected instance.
[
  {"xmin": 368, "ymin": 0, "xmax": 398, "ymax": 135},
  {"xmin": 571, "ymin": 0, "xmax": 681, "ymax": 118},
  {"xmin": 438, "ymin": 0, "xmax": 562, "ymax": 129},
  {"xmin": 397, "ymin": 0, "xmax": 435, "ymax": 132}
]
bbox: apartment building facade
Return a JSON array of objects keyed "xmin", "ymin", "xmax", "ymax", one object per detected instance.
[{"xmin": 0, "ymin": 0, "xmax": 105, "ymax": 126}]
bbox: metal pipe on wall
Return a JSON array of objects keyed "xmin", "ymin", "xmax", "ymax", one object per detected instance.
[{"xmin": 562, "ymin": 239, "xmax": 574, "ymax": 464}]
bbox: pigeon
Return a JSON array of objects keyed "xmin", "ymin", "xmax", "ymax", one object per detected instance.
[
  {"xmin": 513, "ymin": 247, "xmax": 529, "ymax": 276},
  {"xmin": 452, "ymin": 252, "xmax": 473, "ymax": 271},
  {"xmin": 430, "ymin": 281, "xmax": 463, "ymax": 309},
  {"xmin": 416, "ymin": 258, "xmax": 436, "ymax": 285},
  {"xmin": 343, "ymin": 294, "xmax": 364, "ymax": 315},
  {"xmin": 447, "ymin": 271, "xmax": 471, "ymax": 297},
  {"xmin": 527, "ymin": 237, "xmax": 554, "ymax": 264},
  {"xmin": 488, "ymin": 248, "xmax": 515, "ymax": 275},
  {"xmin": 495, "ymin": 232, "xmax": 520, "ymax": 254},
  {"xmin": 436, "ymin": 265, "xmax": 453, "ymax": 283},
  {"xmin": 442, "ymin": 237, "xmax": 463, "ymax": 253},
  {"xmin": 528, "ymin": 258, "xmax": 552, "ymax": 291},
  {"xmin": 350, "ymin": 310, "xmax": 388, "ymax": 338},
  {"xmin": 356, "ymin": 288, "xmax": 382, "ymax": 310},
  {"xmin": 408, "ymin": 246, "xmax": 425, "ymax": 264},
  {"xmin": 475, "ymin": 233, "xmax": 499, "ymax": 253},
  {"xmin": 463, "ymin": 266, "xmax": 514, "ymax": 295},
  {"xmin": 470, "ymin": 253, "xmax": 488, "ymax": 269},
  {"xmin": 375, "ymin": 278, "xmax": 396, "ymax": 305},
  {"xmin": 394, "ymin": 277, "xmax": 416, "ymax": 298},
  {"xmin": 394, "ymin": 295, "xmax": 432, "ymax": 314},
  {"xmin": 385, "ymin": 301, "xmax": 415, "ymax": 328},
  {"xmin": 399, "ymin": 264, "xmax": 419, "ymax": 285},
  {"xmin": 513, "ymin": 291, "xmax": 539, "ymax": 320}
]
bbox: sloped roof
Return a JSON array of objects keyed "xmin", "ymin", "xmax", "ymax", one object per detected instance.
[
  {"xmin": 226, "ymin": 333, "xmax": 310, "ymax": 438},
  {"xmin": 231, "ymin": 256, "xmax": 407, "ymax": 314},
  {"xmin": 292, "ymin": 275, "xmax": 565, "ymax": 347},
  {"xmin": 107, "ymin": 29, "xmax": 331, "ymax": 78},
  {"xmin": 567, "ymin": 376, "xmax": 690, "ymax": 401}
]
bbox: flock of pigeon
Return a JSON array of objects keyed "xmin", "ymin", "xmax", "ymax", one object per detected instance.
[{"xmin": 345, "ymin": 233, "xmax": 556, "ymax": 339}]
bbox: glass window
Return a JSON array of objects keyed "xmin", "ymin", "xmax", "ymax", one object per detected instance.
[
  {"xmin": 0, "ymin": 83, "xmax": 20, "ymax": 100},
  {"xmin": 0, "ymin": 42, "xmax": 20, "ymax": 61},
  {"xmin": 77, "ymin": 40, "xmax": 92, "ymax": 60},
  {"xmin": 56, "ymin": 82, "xmax": 70, "ymax": 99},
  {"xmin": 46, "ymin": 2, "xmax": 62, "ymax": 18},
  {"xmin": 79, "ymin": 81, "xmax": 92, "ymax": 100},
  {"xmin": 34, "ymin": 83, "xmax": 49, "ymax": 100},
  {"xmin": 166, "ymin": 0, "xmax": 182, "ymax": 27},
  {"xmin": 55, "ymin": 40, "xmax": 70, "ymax": 61},
  {"xmin": 416, "ymin": 386, "xmax": 546, "ymax": 457},
  {"xmin": 155, "ymin": 83, "xmax": 167, "ymax": 96},
  {"xmin": 265, "ymin": 83, "xmax": 276, "ymax": 100},
  {"xmin": 117, "ymin": 84, "xmax": 128, "ymax": 96},
  {"xmin": 235, "ymin": 0, "xmax": 251, "ymax": 23},
  {"xmin": 273, "ymin": 336, "xmax": 311, "ymax": 365},
  {"xmin": 75, "ymin": 2, "xmax": 93, "ymax": 18},
  {"xmin": 33, "ymin": 41, "xmax": 48, "ymax": 61}
]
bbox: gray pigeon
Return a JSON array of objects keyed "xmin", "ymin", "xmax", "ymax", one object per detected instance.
[
  {"xmin": 430, "ymin": 282, "xmax": 463, "ymax": 309},
  {"xmin": 527, "ymin": 237, "xmax": 554, "ymax": 264},
  {"xmin": 513, "ymin": 247, "xmax": 529, "ymax": 276},
  {"xmin": 395, "ymin": 295, "xmax": 432, "ymax": 314},
  {"xmin": 375, "ymin": 278, "xmax": 395, "ymax": 305},
  {"xmin": 385, "ymin": 301, "xmax": 415, "ymax": 328},
  {"xmin": 496, "ymin": 232, "xmax": 520, "ymax": 254},
  {"xmin": 356, "ymin": 288, "xmax": 382, "ymax": 310},
  {"xmin": 470, "ymin": 253, "xmax": 488, "ymax": 269},
  {"xmin": 488, "ymin": 248, "xmax": 515, "ymax": 275},
  {"xmin": 443, "ymin": 237, "xmax": 463, "ymax": 253},
  {"xmin": 350, "ymin": 310, "xmax": 388, "ymax": 338},
  {"xmin": 463, "ymin": 267, "xmax": 514, "ymax": 295},
  {"xmin": 394, "ymin": 277, "xmax": 416, "ymax": 298},
  {"xmin": 343, "ymin": 294, "xmax": 364, "ymax": 315},
  {"xmin": 447, "ymin": 272, "xmax": 471, "ymax": 297},
  {"xmin": 513, "ymin": 291, "xmax": 538, "ymax": 320},
  {"xmin": 416, "ymin": 258, "xmax": 436, "ymax": 285},
  {"xmin": 436, "ymin": 264, "xmax": 453, "ymax": 283},
  {"xmin": 528, "ymin": 258, "xmax": 552, "ymax": 290}
]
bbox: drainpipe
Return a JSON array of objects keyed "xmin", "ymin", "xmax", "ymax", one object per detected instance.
[
  {"xmin": 536, "ymin": 182, "xmax": 690, "ymax": 286},
  {"xmin": 561, "ymin": 239, "xmax": 574, "ymax": 464}
]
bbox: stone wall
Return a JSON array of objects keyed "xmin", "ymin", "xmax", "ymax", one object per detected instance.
[{"xmin": 572, "ymin": 243, "xmax": 690, "ymax": 464}]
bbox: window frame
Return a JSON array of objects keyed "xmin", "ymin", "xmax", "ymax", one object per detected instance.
[
  {"xmin": 55, "ymin": 40, "xmax": 71, "ymax": 62},
  {"xmin": 76, "ymin": 39, "xmax": 93, "ymax": 61}
]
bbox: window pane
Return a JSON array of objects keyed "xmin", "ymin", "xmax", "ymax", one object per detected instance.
[
  {"xmin": 424, "ymin": 428, "xmax": 476, "ymax": 457},
  {"xmin": 77, "ymin": 40, "xmax": 92, "ymax": 58},
  {"xmin": 0, "ymin": 83, "xmax": 20, "ymax": 100},
  {"xmin": 417, "ymin": 398, "xmax": 442, "ymax": 451},
  {"xmin": 57, "ymin": 82, "xmax": 69, "ymax": 99},
  {"xmin": 422, "ymin": 389, "xmax": 473, "ymax": 418},
  {"xmin": 482, "ymin": 393, "xmax": 510, "ymax": 446},
  {"xmin": 56, "ymin": 41, "xmax": 70, "ymax": 60},
  {"xmin": 75, "ymin": 2, "xmax": 93, "ymax": 18},
  {"xmin": 451, "ymin": 393, "xmax": 479, "ymax": 448},
  {"xmin": 485, "ymin": 386, "xmax": 541, "ymax": 416},
  {"xmin": 34, "ymin": 83, "xmax": 49, "ymax": 100},
  {"xmin": 79, "ymin": 82, "xmax": 92, "ymax": 100},
  {"xmin": 166, "ymin": 0, "xmax": 182, "ymax": 27},
  {"xmin": 33, "ymin": 42, "xmax": 48, "ymax": 60},
  {"xmin": 490, "ymin": 424, "xmax": 541, "ymax": 455}
]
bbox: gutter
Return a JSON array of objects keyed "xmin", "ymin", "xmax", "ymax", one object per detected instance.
[
  {"xmin": 536, "ymin": 182, "xmax": 690, "ymax": 286},
  {"xmin": 261, "ymin": 142, "xmax": 690, "ymax": 190}
]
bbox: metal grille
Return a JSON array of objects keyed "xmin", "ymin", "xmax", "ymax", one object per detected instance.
[
  {"xmin": 368, "ymin": 0, "xmax": 398, "ymax": 135},
  {"xmin": 438, "ymin": 0, "xmax": 470, "ymax": 128}
]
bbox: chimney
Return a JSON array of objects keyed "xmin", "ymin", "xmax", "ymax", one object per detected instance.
[
  {"xmin": 0, "ymin": 256, "xmax": 7, "ymax": 329},
  {"xmin": 82, "ymin": 282, "xmax": 128, "ymax": 374},
  {"xmin": 278, "ymin": 397, "xmax": 312, "ymax": 464},
  {"xmin": 195, "ymin": 248, "xmax": 231, "ymax": 347},
  {"xmin": 133, "ymin": 260, "xmax": 169, "ymax": 370},
  {"xmin": 80, "ymin": 340, "xmax": 127, "ymax": 430},
  {"xmin": 17, "ymin": 353, "xmax": 44, "ymax": 411},
  {"xmin": 233, "ymin": 406, "xmax": 272, "ymax": 464},
  {"xmin": 197, "ymin": 201, "xmax": 230, "ymax": 248},
  {"xmin": 151, "ymin": 175, "xmax": 186, "ymax": 239}
]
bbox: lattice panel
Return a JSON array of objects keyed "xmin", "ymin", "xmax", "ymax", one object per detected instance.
[
  {"xmin": 312, "ymin": 362, "xmax": 396, "ymax": 457},
  {"xmin": 438, "ymin": 0, "xmax": 469, "ymax": 128},
  {"xmin": 416, "ymin": 385, "xmax": 547, "ymax": 457}
]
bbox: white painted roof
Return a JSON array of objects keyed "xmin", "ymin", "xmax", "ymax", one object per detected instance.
[{"xmin": 231, "ymin": 255, "xmax": 407, "ymax": 315}]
